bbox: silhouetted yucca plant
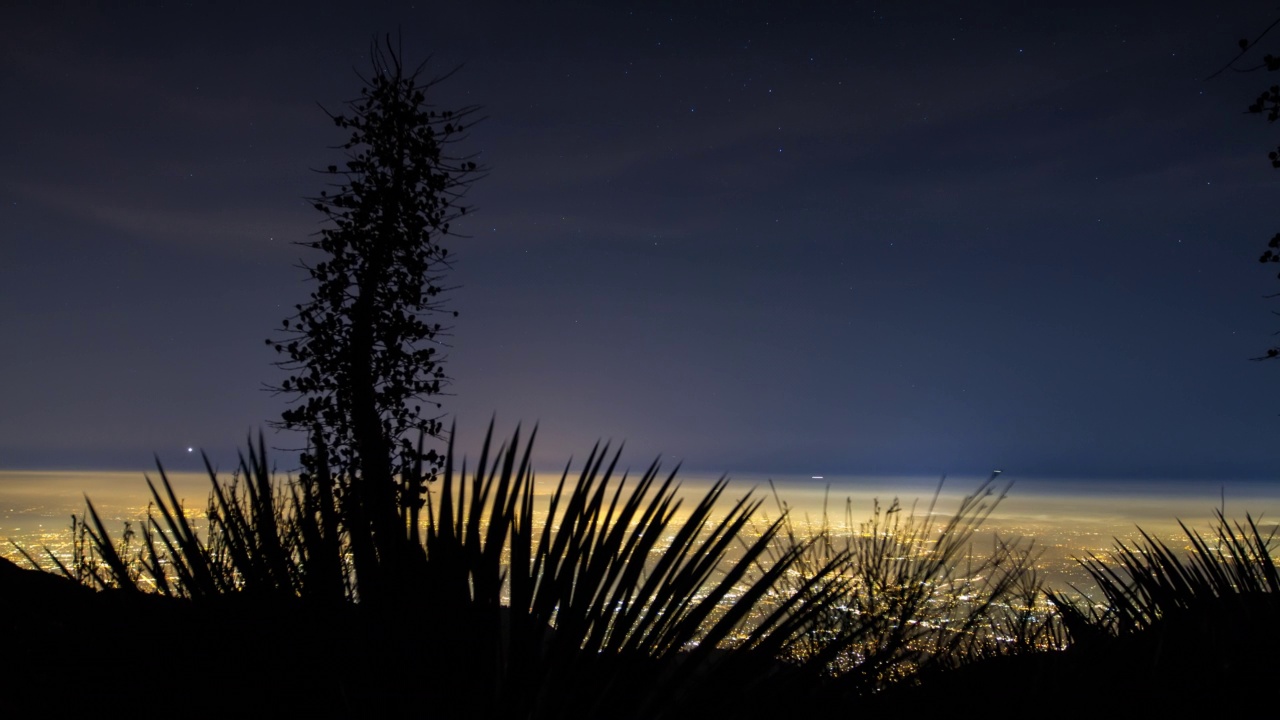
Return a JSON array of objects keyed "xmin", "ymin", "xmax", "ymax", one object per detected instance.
[
  {"xmin": 419, "ymin": 422, "xmax": 852, "ymax": 718},
  {"xmin": 33, "ymin": 424, "xmax": 852, "ymax": 716},
  {"xmin": 50, "ymin": 433, "xmax": 349, "ymax": 602},
  {"xmin": 1049, "ymin": 510, "xmax": 1280, "ymax": 641},
  {"xmin": 18, "ymin": 510, "xmax": 135, "ymax": 590},
  {"xmin": 758, "ymin": 474, "xmax": 1057, "ymax": 693}
]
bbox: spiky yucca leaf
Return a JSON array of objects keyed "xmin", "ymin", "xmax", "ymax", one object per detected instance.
[
  {"xmin": 1049, "ymin": 510, "xmax": 1280, "ymax": 639},
  {"xmin": 80, "ymin": 496, "xmax": 136, "ymax": 591},
  {"xmin": 420, "ymin": 422, "xmax": 847, "ymax": 718},
  {"xmin": 71, "ymin": 432, "xmax": 345, "ymax": 600}
]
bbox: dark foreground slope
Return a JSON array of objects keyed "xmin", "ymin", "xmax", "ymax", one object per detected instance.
[
  {"xmin": 5, "ymin": 556, "xmax": 1275, "ymax": 719},
  {"xmin": 1, "ymin": 556, "xmax": 382, "ymax": 716},
  {"xmin": 862, "ymin": 591, "xmax": 1280, "ymax": 717}
]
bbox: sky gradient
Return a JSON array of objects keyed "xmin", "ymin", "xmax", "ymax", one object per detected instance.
[{"xmin": 4, "ymin": 1, "xmax": 1280, "ymax": 482}]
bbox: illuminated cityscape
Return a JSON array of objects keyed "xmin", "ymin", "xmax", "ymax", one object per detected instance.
[{"xmin": 6, "ymin": 470, "xmax": 1274, "ymax": 607}]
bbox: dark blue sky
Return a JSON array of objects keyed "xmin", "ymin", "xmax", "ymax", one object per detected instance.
[{"xmin": 3, "ymin": 1, "xmax": 1280, "ymax": 481}]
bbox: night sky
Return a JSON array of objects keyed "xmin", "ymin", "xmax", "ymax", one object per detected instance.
[{"xmin": 4, "ymin": 1, "xmax": 1280, "ymax": 482}]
